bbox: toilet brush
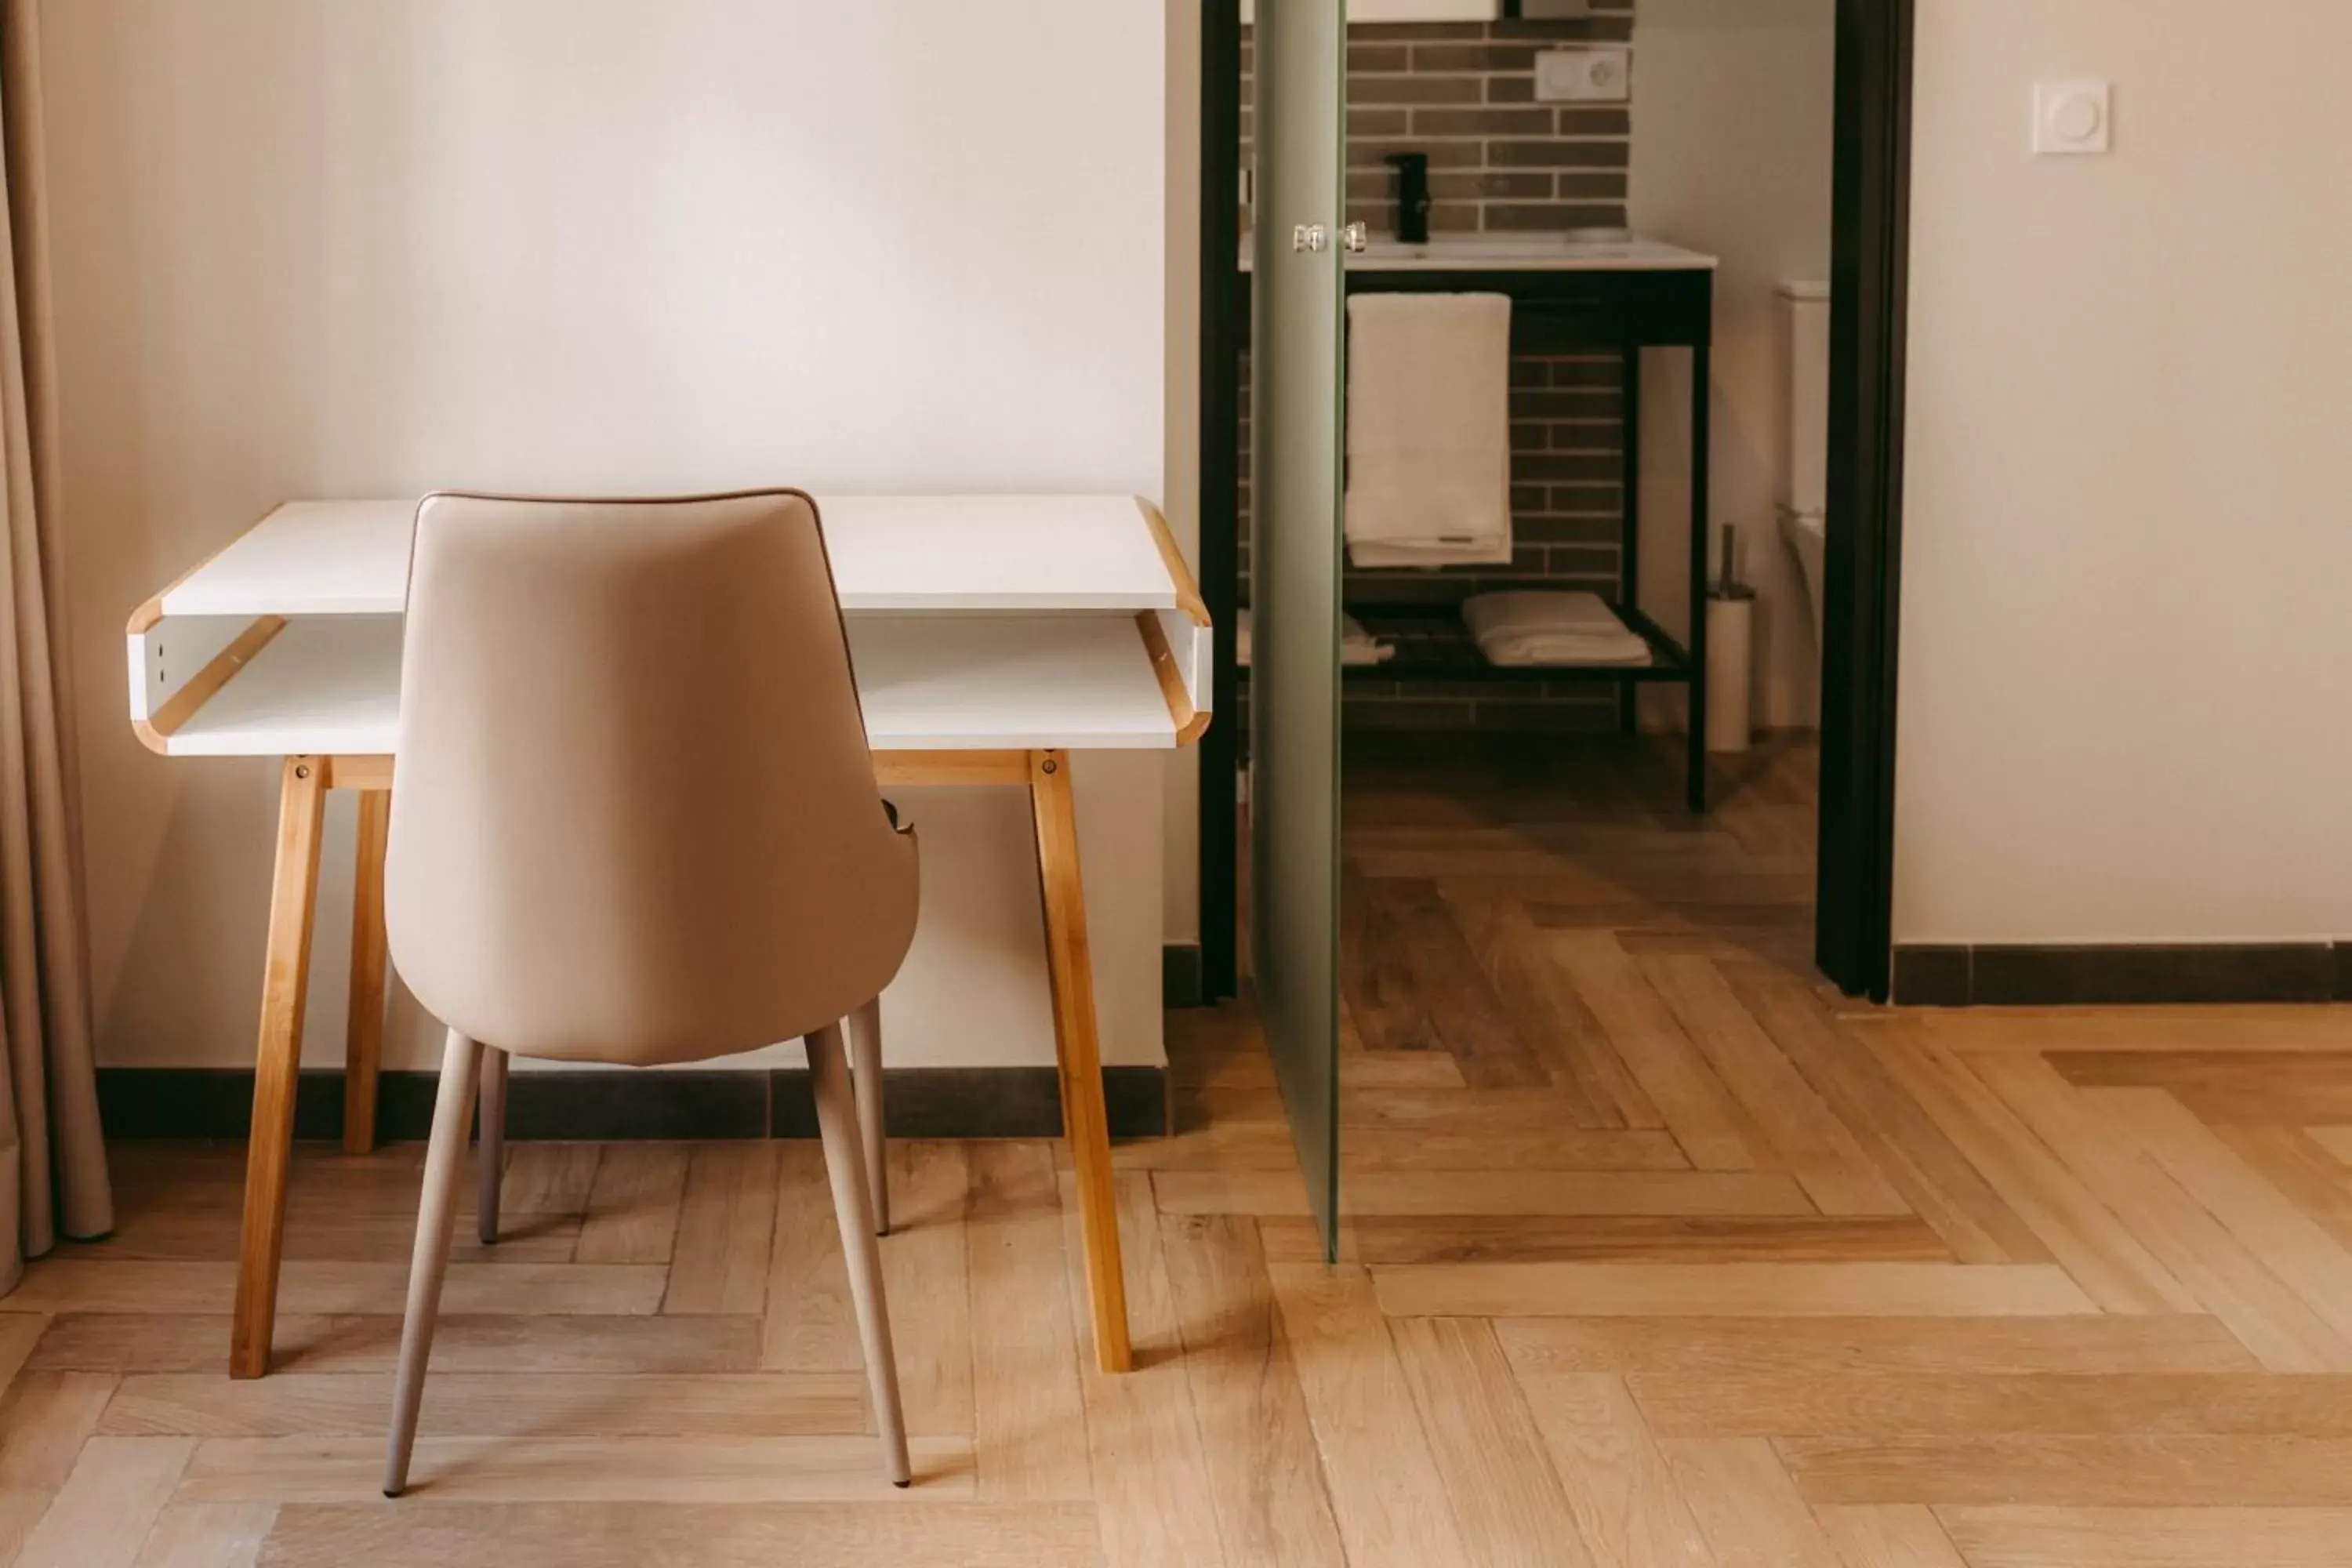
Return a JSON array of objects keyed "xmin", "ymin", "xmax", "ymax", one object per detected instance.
[{"xmin": 1705, "ymin": 524, "xmax": 1758, "ymax": 754}]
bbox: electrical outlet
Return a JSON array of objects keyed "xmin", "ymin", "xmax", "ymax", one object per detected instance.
[
  {"xmin": 1536, "ymin": 48, "xmax": 1631, "ymax": 105},
  {"xmin": 2034, "ymin": 81, "xmax": 2112, "ymax": 155}
]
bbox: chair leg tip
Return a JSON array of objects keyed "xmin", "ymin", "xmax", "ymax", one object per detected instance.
[{"xmin": 894, "ymin": 1479, "xmax": 911, "ymax": 1490}]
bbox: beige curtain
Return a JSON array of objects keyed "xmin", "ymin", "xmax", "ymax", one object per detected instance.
[{"xmin": 0, "ymin": 0, "xmax": 111, "ymax": 1292}]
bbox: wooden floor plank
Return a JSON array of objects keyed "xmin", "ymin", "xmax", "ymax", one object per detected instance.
[
  {"xmin": 32, "ymin": 1314, "xmax": 761, "ymax": 1377},
  {"xmin": 1058, "ymin": 1173, "xmax": 1227, "ymax": 1568},
  {"xmin": 964, "ymin": 1142, "xmax": 1089, "ymax": 1504},
  {"xmin": 7, "ymin": 1261, "xmax": 667, "ymax": 1318},
  {"xmin": 96, "ymin": 1373, "xmax": 865, "ymax": 1439},
  {"xmin": 761, "ymin": 1144, "xmax": 859, "ymax": 1373},
  {"xmin": 1629, "ymin": 1371, "xmax": 2352, "ymax": 1439},
  {"xmin": 1645, "ymin": 955, "xmax": 1911, "ymax": 1217},
  {"xmin": 1375, "ymin": 1262, "xmax": 2099, "ymax": 1319},
  {"xmin": 10, "ymin": 1434, "xmax": 192, "ymax": 1568},
  {"xmin": 180, "ymin": 1435, "xmax": 973, "ymax": 1504},
  {"xmin": 2049, "ymin": 1052, "xmax": 2352, "ymax": 1123},
  {"xmin": 663, "ymin": 1144, "xmax": 780, "ymax": 1317},
  {"xmin": 132, "ymin": 1501, "xmax": 276, "ymax": 1568},
  {"xmin": 0, "ymin": 1370, "xmax": 122, "ymax": 1561},
  {"xmin": 1971, "ymin": 1054, "xmax": 2352, "ymax": 1371},
  {"xmin": 2209, "ymin": 1123, "xmax": 2352, "ymax": 1256},
  {"xmin": 1259, "ymin": 1214, "xmax": 1950, "ymax": 1267},
  {"xmin": 1501, "ymin": 1367, "xmax": 1715, "ymax": 1568},
  {"xmin": 878, "ymin": 1142, "xmax": 975, "ymax": 1439},
  {"xmin": 0, "ymin": 1315, "xmax": 47, "ymax": 1396},
  {"xmin": 255, "ymin": 1501, "xmax": 1107, "ymax": 1568},
  {"xmin": 1271, "ymin": 1263, "xmax": 1472, "ymax": 1568},
  {"xmin": 1492, "ymin": 1317, "xmax": 2262, "ymax": 1377},
  {"xmin": 1784, "ymin": 1435, "xmax": 2352, "ymax": 1508},
  {"xmin": 1158, "ymin": 1169, "xmax": 1815, "ymax": 1219},
  {"xmin": 1657, "ymin": 1436, "xmax": 1846, "ymax": 1567},
  {"xmin": 1446, "ymin": 899, "xmax": 1654, "ymax": 1127},
  {"xmin": 1159, "ymin": 1215, "xmax": 1348, "ymax": 1568},
  {"xmin": 493, "ymin": 1145, "xmax": 602, "ymax": 1217},
  {"xmin": 1392, "ymin": 1316, "xmax": 1599, "ymax": 1567},
  {"xmin": 2096, "ymin": 1087, "xmax": 2352, "ymax": 1348},
  {"xmin": 571, "ymin": 1143, "xmax": 690, "ymax": 1265},
  {"xmin": 1381, "ymin": 880, "xmax": 1555, "ymax": 1090},
  {"xmin": 1723, "ymin": 963, "xmax": 2052, "ymax": 1266},
  {"xmin": 1337, "ymin": 863, "xmax": 1440, "ymax": 1056},
  {"xmin": 1550, "ymin": 934, "xmax": 1767, "ymax": 1171},
  {"xmin": 1937, "ymin": 1505, "xmax": 2352, "ymax": 1568},
  {"xmin": 1810, "ymin": 1504, "xmax": 1969, "ymax": 1567},
  {"xmin": 1869, "ymin": 1029, "xmax": 2198, "ymax": 1315}
]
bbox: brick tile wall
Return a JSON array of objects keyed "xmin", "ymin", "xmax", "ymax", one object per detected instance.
[{"xmin": 1240, "ymin": 3, "xmax": 1640, "ymax": 733}]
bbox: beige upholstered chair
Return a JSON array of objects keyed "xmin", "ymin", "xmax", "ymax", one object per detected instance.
[{"xmin": 381, "ymin": 491, "xmax": 918, "ymax": 1494}]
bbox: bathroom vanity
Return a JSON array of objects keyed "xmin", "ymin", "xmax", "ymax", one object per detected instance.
[{"xmin": 1240, "ymin": 233, "xmax": 1719, "ymax": 811}]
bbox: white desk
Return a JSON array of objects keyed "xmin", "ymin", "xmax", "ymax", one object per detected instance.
[{"xmin": 126, "ymin": 494, "xmax": 1208, "ymax": 1381}]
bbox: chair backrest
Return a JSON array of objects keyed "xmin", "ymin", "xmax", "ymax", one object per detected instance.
[{"xmin": 385, "ymin": 491, "xmax": 919, "ymax": 1065}]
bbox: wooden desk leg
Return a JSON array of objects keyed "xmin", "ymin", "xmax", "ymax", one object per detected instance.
[
  {"xmin": 230, "ymin": 756, "xmax": 328, "ymax": 1380},
  {"xmin": 342, "ymin": 788, "xmax": 392, "ymax": 1155},
  {"xmin": 1028, "ymin": 750, "xmax": 1133, "ymax": 1374}
]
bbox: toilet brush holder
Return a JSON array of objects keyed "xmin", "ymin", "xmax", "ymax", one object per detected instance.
[{"xmin": 1705, "ymin": 523, "xmax": 1757, "ymax": 754}]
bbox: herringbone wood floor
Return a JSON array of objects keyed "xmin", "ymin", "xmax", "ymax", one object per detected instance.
[{"xmin": 9, "ymin": 736, "xmax": 2352, "ymax": 1565}]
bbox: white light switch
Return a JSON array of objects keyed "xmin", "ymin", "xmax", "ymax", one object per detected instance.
[
  {"xmin": 2034, "ymin": 81, "xmax": 2112, "ymax": 155},
  {"xmin": 1536, "ymin": 48, "xmax": 1631, "ymax": 104}
]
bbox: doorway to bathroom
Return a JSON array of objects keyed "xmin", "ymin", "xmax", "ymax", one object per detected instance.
[
  {"xmin": 1193, "ymin": 0, "xmax": 1915, "ymax": 1258},
  {"xmin": 1195, "ymin": 0, "xmax": 1911, "ymax": 1013}
]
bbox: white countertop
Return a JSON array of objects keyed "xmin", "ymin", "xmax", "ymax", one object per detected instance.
[
  {"xmin": 154, "ymin": 494, "xmax": 1188, "ymax": 621},
  {"xmin": 1239, "ymin": 232, "xmax": 1718, "ymax": 274}
]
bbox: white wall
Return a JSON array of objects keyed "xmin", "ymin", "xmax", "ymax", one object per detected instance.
[
  {"xmin": 41, "ymin": 1, "xmax": 1174, "ymax": 1071},
  {"xmin": 1629, "ymin": 0, "xmax": 1836, "ymax": 732},
  {"xmin": 1895, "ymin": 0, "xmax": 2352, "ymax": 944}
]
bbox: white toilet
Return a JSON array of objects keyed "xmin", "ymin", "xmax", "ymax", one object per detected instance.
[{"xmin": 1778, "ymin": 281, "xmax": 1831, "ymax": 652}]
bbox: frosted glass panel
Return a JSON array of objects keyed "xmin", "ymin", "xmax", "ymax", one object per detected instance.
[{"xmin": 1250, "ymin": 0, "xmax": 1346, "ymax": 1259}]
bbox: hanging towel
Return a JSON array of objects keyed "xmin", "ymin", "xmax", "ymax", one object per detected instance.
[
  {"xmin": 1345, "ymin": 292, "xmax": 1515, "ymax": 569},
  {"xmin": 1236, "ymin": 609, "xmax": 1395, "ymax": 669},
  {"xmin": 1464, "ymin": 590, "xmax": 1651, "ymax": 668}
]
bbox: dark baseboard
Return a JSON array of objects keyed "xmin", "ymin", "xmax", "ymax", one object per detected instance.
[
  {"xmin": 1163, "ymin": 942, "xmax": 1206, "ymax": 1009},
  {"xmin": 1893, "ymin": 942, "xmax": 2351, "ymax": 1007},
  {"xmin": 97, "ymin": 1065, "xmax": 1169, "ymax": 1144}
]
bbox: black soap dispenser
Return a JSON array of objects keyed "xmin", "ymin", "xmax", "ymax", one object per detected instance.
[{"xmin": 1385, "ymin": 152, "xmax": 1432, "ymax": 245}]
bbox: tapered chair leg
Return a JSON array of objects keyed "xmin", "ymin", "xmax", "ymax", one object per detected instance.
[
  {"xmin": 477, "ymin": 1047, "xmax": 509, "ymax": 1246},
  {"xmin": 384, "ymin": 1028, "xmax": 485, "ymax": 1498},
  {"xmin": 846, "ymin": 996, "xmax": 887, "ymax": 1235},
  {"xmin": 808, "ymin": 1021, "xmax": 911, "ymax": 1486}
]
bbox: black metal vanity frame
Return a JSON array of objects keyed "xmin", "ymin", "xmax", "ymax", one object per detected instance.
[{"xmin": 1237, "ymin": 260, "xmax": 1716, "ymax": 815}]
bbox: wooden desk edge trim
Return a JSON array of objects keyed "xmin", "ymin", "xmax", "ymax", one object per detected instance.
[
  {"xmin": 1134, "ymin": 497, "xmax": 1210, "ymax": 628},
  {"xmin": 1137, "ymin": 613, "xmax": 1211, "ymax": 748},
  {"xmin": 126, "ymin": 500, "xmax": 296, "ymax": 633},
  {"xmin": 135, "ymin": 616, "xmax": 291, "ymax": 756}
]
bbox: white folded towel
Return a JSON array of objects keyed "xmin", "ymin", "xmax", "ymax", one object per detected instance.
[
  {"xmin": 1236, "ymin": 609, "xmax": 1394, "ymax": 669},
  {"xmin": 1464, "ymin": 591, "xmax": 1650, "ymax": 668},
  {"xmin": 1345, "ymin": 292, "xmax": 1515, "ymax": 570}
]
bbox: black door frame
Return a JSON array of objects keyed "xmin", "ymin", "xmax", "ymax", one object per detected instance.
[
  {"xmin": 1196, "ymin": 0, "xmax": 1243, "ymax": 1001},
  {"xmin": 1193, "ymin": 0, "xmax": 1915, "ymax": 1004},
  {"xmin": 1814, "ymin": 0, "xmax": 1915, "ymax": 1001}
]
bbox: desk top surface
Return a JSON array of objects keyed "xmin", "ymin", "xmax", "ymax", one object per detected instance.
[{"xmin": 154, "ymin": 494, "xmax": 1192, "ymax": 622}]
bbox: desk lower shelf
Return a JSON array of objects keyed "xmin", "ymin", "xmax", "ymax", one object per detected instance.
[{"xmin": 146, "ymin": 612, "xmax": 1201, "ymax": 757}]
